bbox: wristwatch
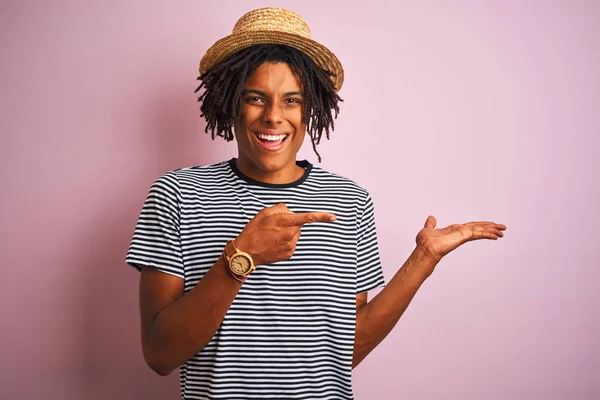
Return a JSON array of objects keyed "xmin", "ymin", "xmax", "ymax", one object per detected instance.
[{"xmin": 223, "ymin": 240, "xmax": 255, "ymax": 282}]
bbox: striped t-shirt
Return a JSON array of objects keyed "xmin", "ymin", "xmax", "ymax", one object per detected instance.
[{"xmin": 126, "ymin": 158, "xmax": 385, "ymax": 400}]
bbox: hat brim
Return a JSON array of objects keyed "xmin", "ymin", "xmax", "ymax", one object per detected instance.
[{"xmin": 199, "ymin": 31, "xmax": 344, "ymax": 92}]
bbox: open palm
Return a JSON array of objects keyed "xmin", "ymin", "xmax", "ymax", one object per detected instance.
[{"xmin": 415, "ymin": 216, "xmax": 506, "ymax": 263}]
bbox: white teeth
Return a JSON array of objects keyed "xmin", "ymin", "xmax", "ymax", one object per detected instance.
[{"xmin": 257, "ymin": 133, "xmax": 286, "ymax": 141}]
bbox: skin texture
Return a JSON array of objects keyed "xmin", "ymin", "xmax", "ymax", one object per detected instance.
[
  {"xmin": 234, "ymin": 62, "xmax": 307, "ymax": 184},
  {"xmin": 138, "ymin": 61, "xmax": 506, "ymax": 376}
]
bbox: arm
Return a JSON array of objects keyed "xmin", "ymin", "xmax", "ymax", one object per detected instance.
[
  {"xmin": 353, "ymin": 216, "xmax": 506, "ymax": 368},
  {"xmin": 139, "ymin": 255, "xmax": 242, "ymax": 376},
  {"xmin": 353, "ymin": 249, "xmax": 431, "ymax": 368},
  {"xmin": 138, "ymin": 204, "xmax": 337, "ymax": 376}
]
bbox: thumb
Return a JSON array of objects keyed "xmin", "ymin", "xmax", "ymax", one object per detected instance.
[{"xmin": 424, "ymin": 215, "xmax": 437, "ymax": 229}]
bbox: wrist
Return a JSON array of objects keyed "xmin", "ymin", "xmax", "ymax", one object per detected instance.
[
  {"xmin": 233, "ymin": 235, "xmax": 260, "ymax": 266},
  {"xmin": 406, "ymin": 246, "xmax": 439, "ymax": 281},
  {"xmin": 222, "ymin": 240, "xmax": 256, "ymax": 281},
  {"xmin": 220, "ymin": 253, "xmax": 246, "ymax": 283}
]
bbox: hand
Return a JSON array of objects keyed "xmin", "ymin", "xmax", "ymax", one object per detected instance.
[
  {"xmin": 412, "ymin": 216, "xmax": 506, "ymax": 270},
  {"xmin": 234, "ymin": 203, "xmax": 337, "ymax": 266}
]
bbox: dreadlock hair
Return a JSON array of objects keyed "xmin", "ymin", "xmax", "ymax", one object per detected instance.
[{"xmin": 194, "ymin": 44, "xmax": 343, "ymax": 162}]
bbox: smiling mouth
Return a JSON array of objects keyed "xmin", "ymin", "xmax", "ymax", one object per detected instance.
[{"xmin": 254, "ymin": 132, "xmax": 289, "ymax": 150}]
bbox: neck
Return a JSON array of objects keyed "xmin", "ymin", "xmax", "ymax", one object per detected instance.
[{"xmin": 235, "ymin": 158, "xmax": 305, "ymax": 184}]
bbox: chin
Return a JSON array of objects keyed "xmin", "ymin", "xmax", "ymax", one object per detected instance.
[{"xmin": 253, "ymin": 153, "xmax": 291, "ymax": 172}]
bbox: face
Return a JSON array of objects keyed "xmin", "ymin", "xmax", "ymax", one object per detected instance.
[
  {"xmin": 234, "ymin": 62, "xmax": 306, "ymax": 184},
  {"xmin": 230, "ymin": 254, "xmax": 251, "ymax": 274}
]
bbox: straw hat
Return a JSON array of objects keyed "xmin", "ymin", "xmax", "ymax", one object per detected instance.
[{"xmin": 199, "ymin": 7, "xmax": 344, "ymax": 92}]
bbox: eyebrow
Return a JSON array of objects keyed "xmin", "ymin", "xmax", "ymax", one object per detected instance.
[{"xmin": 242, "ymin": 89, "xmax": 304, "ymax": 97}]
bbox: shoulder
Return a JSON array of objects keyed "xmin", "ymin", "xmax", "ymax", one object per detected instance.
[
  {"xmin": 153, "ymin": 160, "xmax": 234, "ymax": 189},
  {"xmin": 308, "ymin": 164, "xmax": 370, "ymax": 200},
  {"xmin": 144, "ymin": 160, "xmax": 234, "ymax": 204}
]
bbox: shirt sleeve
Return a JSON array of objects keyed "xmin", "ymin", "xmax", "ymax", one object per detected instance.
[
  {"xmin": 356, "ymin": 193, "xmax": 386, "ymax": 294},
  {"xmin": 125, "ymin": 172, "xmax": 184, "ymax": 279}
]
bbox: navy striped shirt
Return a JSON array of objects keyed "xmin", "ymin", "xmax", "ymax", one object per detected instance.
[{"xmin": 126, "ymin": 159, "xmax": 385, "ymax": 399}]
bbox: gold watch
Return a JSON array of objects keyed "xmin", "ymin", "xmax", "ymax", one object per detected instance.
[{"xmin": 223, "ymin": 240, "xmax": 255, "ymax": 280}]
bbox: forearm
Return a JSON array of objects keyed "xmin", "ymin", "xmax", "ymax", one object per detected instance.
[
  {"xmin": 143, "ymin": 256, "xmax": 242, "ymax": 375},
  {"xmin": 353, "ymin": 247, "xmax": 435, "ymax": 368}
]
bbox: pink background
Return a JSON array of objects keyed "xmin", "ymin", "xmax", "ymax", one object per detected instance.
[{"xmin": 1, "ymin": 0, "xmax": 598, "ymax": 399}]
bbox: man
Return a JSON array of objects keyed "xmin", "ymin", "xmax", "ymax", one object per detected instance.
[{"xmin": 126, "ymin": 7, "xmax": 506, "ymax": 400}]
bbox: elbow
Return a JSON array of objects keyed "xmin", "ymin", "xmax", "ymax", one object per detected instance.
[
  {"xmin": 146, "ymin": 357, "xmax": 176, "ymax": 376},
  {"xmin": 143, "ymin": 347, "xmax": 176, "ymax": 376},
  {"xmin": 148, "ymin": 362, "xmax": 174, "ymax": 377}
]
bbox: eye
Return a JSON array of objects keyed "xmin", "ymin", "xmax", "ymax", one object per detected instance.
[
  {"xmin": 286, "ymin": 98, "xmax": 303, "ymax": 105},
  {"xmin": 245, "ymin": 96, "xmax": 265, "ymax": 105}
]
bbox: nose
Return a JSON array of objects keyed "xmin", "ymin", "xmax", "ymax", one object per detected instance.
[{"xmin": 262, "ymin": 102, "xmax": 283, "ymax": 126}]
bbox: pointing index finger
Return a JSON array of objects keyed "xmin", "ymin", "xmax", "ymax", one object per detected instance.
[{"xmin": 287, "ymin": 212, "xmax": 337, "ymax": 226}]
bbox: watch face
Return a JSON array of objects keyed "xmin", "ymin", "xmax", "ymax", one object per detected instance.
[{"xmin": 230, "ymin": 255, "xmax": 251, "ymax": 275}]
